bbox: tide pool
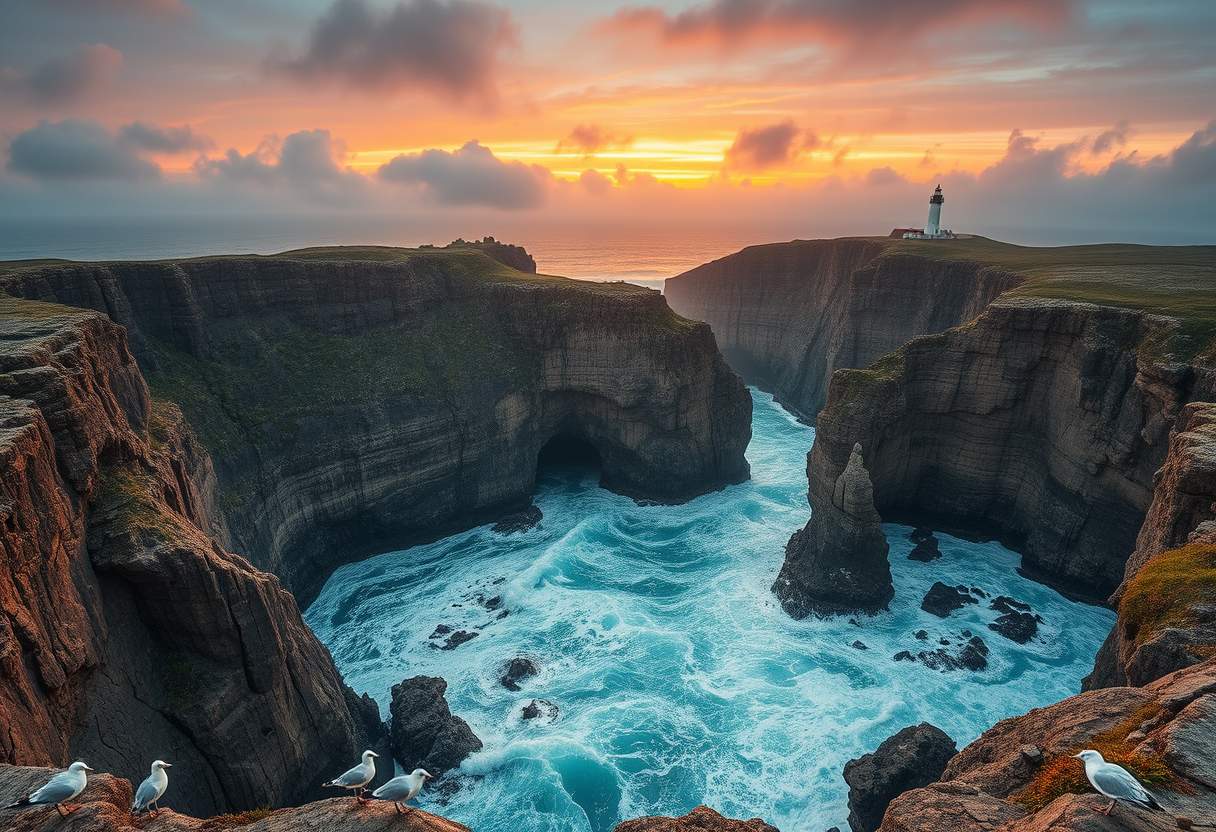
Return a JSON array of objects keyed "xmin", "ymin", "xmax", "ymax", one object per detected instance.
[{"xmin": 306, "ymin": 388, "xmax": 1115, "ymax": 832}]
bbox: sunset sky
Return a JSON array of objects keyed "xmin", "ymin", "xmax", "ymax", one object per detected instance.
[{"xmin": 2, "ymin": 0, "xmax": 1215, "ymax": 244}]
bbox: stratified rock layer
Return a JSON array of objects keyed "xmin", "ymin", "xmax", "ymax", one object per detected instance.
[
  {"xmin": 0, "ymin": 299, "xmax": 368, "ymax": 815},
  {"xmin": 664, "ymin": 238, "xmax": 1024, "ymax": 419},
  {"xmin": 773, "ymin": 442, "xmax": 892, "ymax": 616},
  {"xmin": 4, "ymin": 248, "xmax": 751, "ymax": 603}
]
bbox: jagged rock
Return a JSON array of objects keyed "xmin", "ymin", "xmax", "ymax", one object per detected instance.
[
  {"xmin": 389, "ymin": 677, "xmax": 482, "ymax": 776},
  {"xmin": 773, "ymin": 443, "xmax": 892, "ymax": 616},
  {"xmin": 492, "ymin": 504, "xmax": 542, "ymax": 534},
  {"xmin": 500, "ymin": 657, "xmax": 539, "ymax": 691},
  {"xmin": 842, "ymin": 723, "xmax": 957, "ymax": 832},
  {"xmin": 614, "ymin": 805, "xmax": 779, "ymax": 832},
  {"xmin": 988, "ymin": 612, "xmax": 1040, "ymax": 643},
  {"xmin": 907, "ymin": 538, "xmax": 941, "ymax": 562},
  {"xmin": 521, "ymin": 699, "xmax": 559, "ymax": 722},
  {"xmin": 957, "ymin": 636, "xmax": 989, "ymax": 671},
  {"xmin": 991, "ymin": 596, "xmax": 1033, "ymax": 615},
  {"xmin": 893, "ymin": 636, "xmax": 988, "ymax": 672},
  {"xmin": 434, "ymin": 631, "xmax": 478, "ymax": 651},
  {"xmin": 920, "ymin": 583, "xmax": 976, "ymax": 618},
  {"xmin": 443, "ymin": 236, "xmax": 537, "ymax": 273},
  {"xmin": 915, "ymin": 630, "xmax": 928, "ymax": 641},
  {"xmin": 430, "ymin": 624, "xmax": 454, "ymax": 638},
  {"xmin": 852, "ymin": 640, "xmax": 869, "ymax": 650}
]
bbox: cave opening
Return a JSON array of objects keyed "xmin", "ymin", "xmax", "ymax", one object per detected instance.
[{"xmin": 537, "ymin": 432, "xmax": 603, "ymax": 476}]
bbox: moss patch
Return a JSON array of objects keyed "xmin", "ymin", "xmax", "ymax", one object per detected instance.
[
  {"xmin": 1012, "ymin": 702, "xmax": 1186, "ymax": 812},
  {"xmin": 1119, "ymin": 542, "xmax": 1216, "ymax": 649},
  {"xmin": 92, "ymin": 464, "xmax": 190, "ymax": 544}
]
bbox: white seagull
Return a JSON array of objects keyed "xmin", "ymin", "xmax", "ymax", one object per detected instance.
[
  {"xmin": 323, "ymin": 750, "xmax": 379, "ymax": 804},
  {"xmin": 3, "ymin": 761, "xmax": 95, "ymax": 817},
  {"xmin": 371, "ymin": 768, "xmax": 433, "ymax": 815},
  {"xmin": 132, "ymin": 760, "xmax": 172, "ymax": 816},
  {"xmin": 1074, "ymin": 750, "xmax": 1165, "ymax": 816}
]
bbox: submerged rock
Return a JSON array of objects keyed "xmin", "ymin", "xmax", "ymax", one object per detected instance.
[
  {"xmin": 908, "ymin": 533, "xmax": 942, "ymax": 562},
  {"xmin": 492, "ymin": 504, "xmax": 543, "ymax": 534},
  {"xmin": 389, "ymin": 676, "xmax": 483, "ymax": 776},
  {"xmin": 434, "ymin": 630, "xmax": 479, "ymax": 650},
  {"xmin": 773, "ymin": 443, "xmax": 893, "ymax": 617},
  {"xmin": 843, "ymin": 722, "xmax": 957, "ymax": 832},
  {"xmin": 990, "ymin": 595, "xmax": 1033, "ymax": 615},
  {"xmin": 852, "ymin": 640, "xmax": 869, "ymax": 650},
  {"xmin": 500, "ymin": 657, "xmax": 539, "ymax": 691},
  {"xmin": 521, "ymin": 699, "xmax": 560, "ymax": 722},
  {"xmin": 893, "ymin": 635, "xmax": 989, "ymax": 672},
  {"xmin": 988, "ymin": 611, "xmax": 1040, "ymax": 644},
  {"xmin": 920, "ymin": 583, "xmax": 977, "ymax": 618}
]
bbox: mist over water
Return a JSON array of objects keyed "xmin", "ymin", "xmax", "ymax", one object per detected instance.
[{"xmin": 306, "ymin": 389, "xmax": 1114, "ymax": 832}]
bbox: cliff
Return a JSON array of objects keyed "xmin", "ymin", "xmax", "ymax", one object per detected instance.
[
  {"xmin": 0, "ymin": 298, "xmax": 369, "ymax": 816},
  {"xmin": 2, "ymin": 246, "xmax": 750, "ymax": 603},
  {"xmin": 663, "ymin": 237, "xmax": 1024, "ymax": 419}
]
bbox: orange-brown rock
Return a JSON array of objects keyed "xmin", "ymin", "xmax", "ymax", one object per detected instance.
[{"xmin": 614, "ymin": 805, "xmax": 780, "ymax": 832}]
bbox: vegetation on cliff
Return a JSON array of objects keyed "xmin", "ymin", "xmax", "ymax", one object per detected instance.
[{"xmin": 1119, "ymin": 542, "xmax": 1216, "ymax": 655}]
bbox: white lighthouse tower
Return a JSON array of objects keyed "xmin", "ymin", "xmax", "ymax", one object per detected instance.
[
  {"xmin": 925, "ymin": 184, "xmax": 944, "ymax": 236},
  {"xmin": 900, "ymin": 184, "xmax": 955, "ymax": 239}
]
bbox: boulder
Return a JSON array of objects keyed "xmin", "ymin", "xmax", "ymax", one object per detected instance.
[
  {"xmin": 389, "ymin": 677, "xmax": 482, "ymax": 776},
  {"xmin": 988, "ymin": 612, "xmax": 1040, "ymax": 644},
  {"xmin": 521, "ymin": 699, "xmax": 560, "ymax": 722},
  {"xmin": 920, "ymin": 583, "xmax": 976, "ymax": 618},
  {"xmin": 500, "ymin": 657, "xmax": 539, "ymax": 691},
  {"xmin": 843, "ymin": 723, "xmax": 957, "ymax": 832}
]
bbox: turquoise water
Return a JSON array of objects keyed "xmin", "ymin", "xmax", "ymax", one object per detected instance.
[{"xmin": 306, "ymin": 389, "xmax": 1115, "ymax": 832}]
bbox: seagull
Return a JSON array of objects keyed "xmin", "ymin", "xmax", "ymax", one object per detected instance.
[
  {"xmin": 371, "ymin": 769, "xmax": 433, "ymax": 815},
  {"xmin": 3, "ymin": 761, "xmax": 95, "ymax": 816},
  {"xmin": 323, "ymin": 750, "xmax": 379, "ymax": 804},
  {"xmin": 1073, "ymin": 750, "xmax": 1165, "ymax": 815},
  {"xmin": 132, "ymin": 760, "xmax": 172, "ymax": 816}
]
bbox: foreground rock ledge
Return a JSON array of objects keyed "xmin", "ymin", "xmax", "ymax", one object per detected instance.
[{"xmin": 614, "ymin": 805, "xmax": 780, "ymax": 832}]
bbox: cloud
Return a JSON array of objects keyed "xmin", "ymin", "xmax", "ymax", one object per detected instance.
[
  {"xmin": 196, "ymin": 129, "xmax": 359, "ymax": 194},
  {"xmin": 599, "ymin": 0, "xmax": 1073, "ymax": 50},
  {"xmin": 1163, "ymin": 120, "xmax": 1216, "ymax": 185},
  {"xmin": 377, "ymin": 140, "xmax": 550, "ymax": 209},
  {"xmin": 579, "ymin": 168, "xmax": 613, "ymax": 195},
  {"xmin": 865, "ymin": 166, "xmax": 906, "ymax": 186},
  {"xmin": 119, "ymin": 122, "xmax": 212, "ymax": 154},
  {"xmin": 276, "ymin": 0, "xmax": 515, "ymax": 103},
  {"xmin": 1, "ymin": 44, "xmax": 123, "ymax": 104},
  {"xmin": 45, "ymin": 0, "xmax": 188, "ymax": 15},
  {"xmin": 7, "ymin": 119, "xmax": 159, "ymax": 181},
  {"xmin": 1092, "ymin": 121, "xmax": 1130, "ymax": 155},
  {"xmin": 556, "ymin": 125, "xmax": 634, "ymax": 156},
  {"xmin": 724, "ymin": 121, "xmax": 818, "ymax": 170}
]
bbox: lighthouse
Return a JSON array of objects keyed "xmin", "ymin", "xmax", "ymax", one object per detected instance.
[
  {"xmin": 897, "ymin": 184, "xmax": 956, "ymax": 239},
  {"xmin": 926, "ymin": 184, "xmax": 944, "ymax": 236}
]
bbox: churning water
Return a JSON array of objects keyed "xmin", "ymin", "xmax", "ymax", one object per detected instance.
[{"xmin": 306, "ymin": 389, "xmax": 1115, "ymax": 832}]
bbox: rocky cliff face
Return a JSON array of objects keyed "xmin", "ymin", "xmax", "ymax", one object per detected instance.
[
  {"xmin": 794, "ymin": 297, "xmax": 1215, "ymax": 600},
  {"xmin": 773, "ymin": 442, "xmax": 892, "ymax": 616},
  {"xmin": 2, "ymin": 248, "xmax": 751, "ymax": 603},
  {"xmin": 664, "ymin": 238, "xmax": 1024, "ymax": 419},
  {"xmin": 0, "ymin": 298, "xmax": 369, "ymax": 816}
]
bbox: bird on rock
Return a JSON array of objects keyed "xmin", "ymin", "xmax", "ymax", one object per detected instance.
[
  {"xmin": 1074, "ymin": 750, "xmax": 1164, "ymax": 816},
  {"xmin": 132, "ymin": 760, "xmax": 172, "ymax": 816},
  {"xmin": 323, "ymin": 750, "xmax": 379, "ymax": 803},
  {"xmin": 4, "ymin": 761, "xmax": 95, "ymax": 816},
  {"xmin": 371, "ymin": 768, "xmax": 433, "ymax": 815}
]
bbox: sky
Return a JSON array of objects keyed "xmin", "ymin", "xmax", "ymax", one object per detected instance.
[{"xmin": 1, "ymin": 0, "xmax": 1215, "ymax": 245}]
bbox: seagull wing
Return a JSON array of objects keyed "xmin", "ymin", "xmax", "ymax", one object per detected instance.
[
  {"xmin": 133, "ymin": 776, "xmax": 159, "ymax": 810},
  {"xmin": 372, "ymin": 776, "xmax": 410, "ymax": 801},
  {"xmin": 30, "ymin": 772, "xmax": 82, "ymax": 805},
  {"xmin": 332, "ymin": 763, "xmax": 367, "ymax": 787},
  {"xmin": 1092, "ymin": 764, "xmax": 1153, "ymax": 805}
]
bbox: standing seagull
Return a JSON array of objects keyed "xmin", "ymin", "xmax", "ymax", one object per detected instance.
[
  {"xmin": 3, "ymin": 761, "xmax": 95, "ymax": 816},
  {"xmin": 132, "ymin": 760, "xmax": 172, "ymax": 816},
  {"xmin": 371, "ymin": 769, "xmax": 433, "ymax": 815},
  {"xmin": 323, "ymin": 750, "xmax": 379, "ymax": 803},
  {"xmin": 1074, "ymin": 750, "xmax": 1165, "ymax": 815}
]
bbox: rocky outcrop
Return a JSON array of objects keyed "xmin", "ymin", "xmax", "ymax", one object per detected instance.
[
  {"xmin": 664, "ymin": 238, "xmax": 1024, "ymax": 419},
  {"xmin": 878, "ymin": 658, "xmax": 1216, "ymax": 832},
  {"xmin": 0, "ymin": 765, "xmax": 469, "ymax": 832},
  {"xmin": 441, "ymin": 236, "xmax": 537, "ymax": 273},
  {"xmin": 4, "ymin": 248, "xmax": 750, "ymax": 604},
  {"xmin": 773, "ymin": 442, "xmax": 892, "ymax": 616},
  {"xmin": 614, "ymin": 806, "xmax": 780, "ymax": 832},
  {"xmin": 843, "ymin": 723, "xmax": 956, "ymax": 832},
  {"xmin": 0, "ymin": 298, "xmax": 374, "ymax": 815},
  {"xmin": 795, "ymin": 296, "xmax": 1216, "ymax": 600},
  {"xmin": 389, "ymin": 677, "xmax": 482, "ymax": 776}
]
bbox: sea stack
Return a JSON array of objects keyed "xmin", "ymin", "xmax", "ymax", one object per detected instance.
[{"xmin": 773, "ymin": 443, "xmax": 893, "ymax": 616}]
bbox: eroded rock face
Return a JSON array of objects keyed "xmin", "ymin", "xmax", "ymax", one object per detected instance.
[
  {"xmin": 4, "ymin": 250, "xmax": 751, "ymax": 604},
  {"xmin": 0, "ymin": 300, "xmax": 371, "ymax": 815},
  {"xmin": 614, "ymin": 805, "xmax": 780, "ymax": 832},
  {"xmin": 773, "ymin": 443, "xmax": 892, "ymax": 616},
  {"xmin": 843, "ymin": 723, "xmax": 957, "ymax": 832},
  {"xmin": 664, "ymin": 239, "xmax": 1024, "ymax": 419},
  {"xmin": 389, "ymin": 677, "xmax": 482, "ymax": 776}
]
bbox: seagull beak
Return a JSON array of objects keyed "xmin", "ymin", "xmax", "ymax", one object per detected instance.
[
  {"xmin": 163, "ymin": 763, "xmax": 173, "ymax": 768},
  {"xmin": 1071, "ymin": 753, "xmax": 1083, "ymax": 759},
  {"xmin": 83, "ymin": 765, "xmax": 96, "ymax": 772}
]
